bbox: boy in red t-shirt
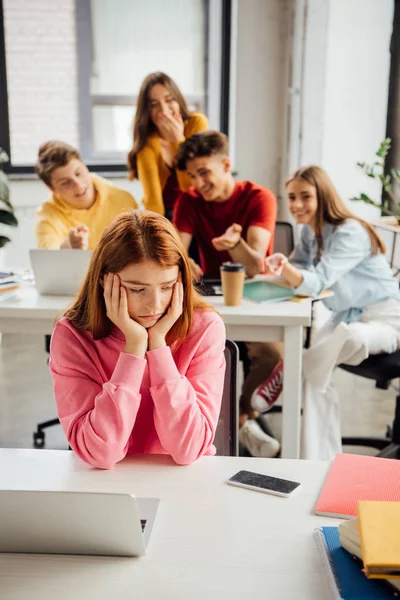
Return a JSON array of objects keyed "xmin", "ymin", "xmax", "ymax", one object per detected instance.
[
  {"xmin": 174, "ymin": 131, "xmax": 277, "ymax": 280},
  {"xmin": 173, "ymin": 130, "xmax": 282, "ymax": 458}
]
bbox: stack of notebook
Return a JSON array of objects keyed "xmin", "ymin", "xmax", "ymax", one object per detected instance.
[
  {"xmin": 0, "ymin": 271, "xmax": 20, "ymax": 303},
  {"xmin": 315, "ymin": 526, "xmax": 399, "ymax": 599},
  {"xmin": 339, "ymin": 502, "xmax": 400, "ymax": 590},
  {"xmin": 313, "ymin": 453, "xmax": 400, "ymax": 599}
]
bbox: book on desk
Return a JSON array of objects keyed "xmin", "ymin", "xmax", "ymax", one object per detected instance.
[
  {"xmin": 242, "ymin": 275, "xmax": 332, "ymax": 304},
  {"xmin": 315, "ymin": 526, "xmax": 399, "ymax": 600},
  {"xmin": 313, "ymin": 453, "xmax": 400, "ymax": 519}
]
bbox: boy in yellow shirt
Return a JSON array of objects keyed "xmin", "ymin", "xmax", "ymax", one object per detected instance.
[{"xmin": 35, "ymin": 141, "xmax": 137, "ymax": 249}]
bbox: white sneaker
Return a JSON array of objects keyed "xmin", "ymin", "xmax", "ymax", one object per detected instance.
[{"xmin": 239, "ymin": 419, "xmax": 280, "ymax": 458}]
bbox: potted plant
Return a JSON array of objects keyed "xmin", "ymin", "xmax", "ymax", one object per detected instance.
[
  {"xmin": 0, "ymin": 147, "xmax": 18, "ymax": 247},
  {"xmin": 351, "ymin": 138, "xmax": 400, "ymax": 227}
]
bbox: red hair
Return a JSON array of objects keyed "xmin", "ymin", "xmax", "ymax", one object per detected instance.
[{"xmin": 65, "ymin": 210, "xmax": 210, "ymax": 344}]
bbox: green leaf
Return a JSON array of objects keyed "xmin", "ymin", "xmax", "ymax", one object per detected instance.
[
  {"xmin": 0, "ymin": 236, "xmax": 11, "ymax": 248},
  {"xmin": 0, "ymin": 209, "xmax": 18, "ymax": 227},
  {"xmin": 360, "ymin": 192, "xmax": 373, "ymax": 201},
  {"xmin": 0, "ymin": 170, "xmax": 10, "ymax": 207},
  {"xmin": 0, "ymin": 148, "xmax": 9, "ymax": 165},
  {"xmin": 376, "ymin": 140, "xmax": 390, "ymax": 158},
  {"xmin": 391, "ymin": 168, "xmax": 400, "ymax": 180}
]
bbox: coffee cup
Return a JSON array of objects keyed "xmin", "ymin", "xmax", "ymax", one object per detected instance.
[{"xmin": 220, "ymin": 262, "xmax": 245, "ymax": 306}]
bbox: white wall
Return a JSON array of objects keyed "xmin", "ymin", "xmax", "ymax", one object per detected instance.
[
  {"xmin": 321, "ymin": 0, "xmax": 394, "ymax": 220},
  {"xmin": 234, "ymin": 0, "xmax": 291, "ymax": 197}
]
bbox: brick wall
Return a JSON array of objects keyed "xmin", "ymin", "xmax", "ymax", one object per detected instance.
[{"xmin": 3, "ymin": 0, "xmax": 79, "ymax": 165}]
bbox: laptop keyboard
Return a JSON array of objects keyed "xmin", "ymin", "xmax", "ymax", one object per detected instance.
[{"xmin": 195, "ymin": 281, "xmax": 223, "ymax": 297}]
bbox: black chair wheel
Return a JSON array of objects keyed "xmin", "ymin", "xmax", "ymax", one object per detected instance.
[{"xmin": 33, "ymin": 432, "xmax": 45, "ymax": 449}]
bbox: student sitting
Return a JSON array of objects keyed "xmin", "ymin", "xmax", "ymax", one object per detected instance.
[
  {"xmin": 173, "ymin": 130, "xmax": 281, "ymax": 458},
  {"xmin": 35, "ymin": 140, "xmax": 137, "ymax": 250},
  {"xmin": 252, "ymin": 165, "xmax": 400, "ymax": 459},
  {"xmin": 127, "ymin": 72, "xmax": 208, "ymax": 219},
  {"xmin": 49, "ymin": 210, "xmax": 226, "ymax": 469}
]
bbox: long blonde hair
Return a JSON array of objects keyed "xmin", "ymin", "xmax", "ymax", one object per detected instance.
[
  {"xmin": 65, "ymin": 210, "xmax": 210, "ymax": 344},
  {"xmin": 286, "ymin": 165, "xmax": 385, "ymax": 256}
]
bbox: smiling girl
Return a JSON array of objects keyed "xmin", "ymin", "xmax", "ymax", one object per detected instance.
[
  {"xmin": 127, "ymin": 72, "xmax": 208, "ymax": 219},
  {"xmin": 251, "ymin": 165, "xmax": 400, "ymax": 459},
  {"xmin": 49, "ymin": 210, "xmax": 226, "ymax": 469}
]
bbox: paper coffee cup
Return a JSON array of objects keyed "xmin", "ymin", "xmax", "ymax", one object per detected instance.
[{"xmin": 220, "ymin": 262, "xmax": 245, "ymax": 306}]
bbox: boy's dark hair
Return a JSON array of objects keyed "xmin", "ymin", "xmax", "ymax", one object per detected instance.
[
  {"xmin": 176, "ymin": 130, "xmax": 229, "ymax": 171},
  {"xmin": 35, "ymin": 140, "xmax": 82, "ymax": 186}
]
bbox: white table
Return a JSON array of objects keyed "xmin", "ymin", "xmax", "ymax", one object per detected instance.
[
  {"xmin": 0, "ymin": 449, "xmax": 339, "ymax": 600},
  {"xmin": 0, "ymin": 287, "xmax": 311, "ymax": 458}
]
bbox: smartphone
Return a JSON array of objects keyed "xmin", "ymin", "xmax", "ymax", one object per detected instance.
[{"xmin": 227, "ymin": 470, "xmax": 301, "ymax": 497}]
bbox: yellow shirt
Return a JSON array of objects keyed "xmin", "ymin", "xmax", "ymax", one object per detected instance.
[
  {"xmin": 136, "ymin": 112, "xmax": 208, "ymax": 215},
  {"xmin": 35, "ymin": 174, "xmax": 137, "ymax": 249}
]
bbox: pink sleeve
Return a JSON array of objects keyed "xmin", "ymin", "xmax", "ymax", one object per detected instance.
[
  {"xmin": 146, "ymin": 316, "xmax": 226, "ymax": 465},
  {"xmin": 49, "ymin": 323, "xmax": 146, "ymax": 469}
]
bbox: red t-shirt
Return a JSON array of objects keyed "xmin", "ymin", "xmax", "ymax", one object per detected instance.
[{"xmin": 173, "ymin": 181, "xmax": 277, "ymax": 277}]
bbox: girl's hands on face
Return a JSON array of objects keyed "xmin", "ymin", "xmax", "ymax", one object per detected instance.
[
  {"xmin": 156, "ymin": 111, "xmax": 184, "ymax": 144},
  {"xmin": 103, "ymin": 273, "xmax": 148, "ymax": 358},
  {"xmin": 264, "ymin": 253, "xmax": 289, "ymax": 276},
  {"xmin": 147, "ymin": 274, "xmax": 184, "ymax": 351}
]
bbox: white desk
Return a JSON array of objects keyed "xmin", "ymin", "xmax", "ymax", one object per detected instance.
[
  {"xmin": 0, "ymin": 287, "xmax": 311, "ymax": 459},
  {"xmin": 0, "ymin": 449, "xmax": 338, "ymax": 600}
]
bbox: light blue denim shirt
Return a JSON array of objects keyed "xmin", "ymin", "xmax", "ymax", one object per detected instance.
[{"xmin": 290, "ymin": 219, "xmax": 400, "ymax": 324}]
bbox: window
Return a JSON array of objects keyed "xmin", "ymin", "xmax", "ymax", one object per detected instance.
[
  {"xmin": 0, "ymin": 0, "xmax": 228, "ymax": 172},
  {"xmin": 78, "ymin": 0, "xmax": 208, "ymax": 162}
]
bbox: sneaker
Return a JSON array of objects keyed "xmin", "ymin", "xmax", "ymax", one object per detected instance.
[
  {"xmin": 239, "ymin": 419, "xmax": 280, "ymax": 458},
  {"xmin": 251, "ymin": 361, "xmax": 283, "ymax": 414}
]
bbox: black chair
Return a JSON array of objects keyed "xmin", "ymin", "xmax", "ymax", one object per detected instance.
[
  {"xmin": 274, "ymin": 220, "xmax": 294, "ymax": 256},
  {"xmin": 33, "ymin": 335, "xmax": 59, "ymax": 448},
  {"xmin": 339, "ymin": 352, "xmax": 400, "ymax": 458},
  {"xmin": 34, "ymin": 339, "xmax": 239, "ymax": 454},
  {"xmin": 214, "ymin": 340, "xmax": 239, "ymax": 456}
]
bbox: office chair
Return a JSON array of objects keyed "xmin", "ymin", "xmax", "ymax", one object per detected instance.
[
  {"xmin": 33, "ymin": 335, "xmax": 59, "ymax": 448},
  {"xmin": 214, "ymin": 340, "xmax": 239, "ymax": 456},
  {"xmin": 339, "ymin": 352, "xmax": 400, "ymax": 459},
  {"xmin": 274, "ymin": 220, "xmax": 295, "ymax": 256},
  {"xmin": 34, "ymin": 339, "xmax": 239, "ymax": 453}
]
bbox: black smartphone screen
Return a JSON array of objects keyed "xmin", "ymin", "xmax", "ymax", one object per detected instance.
[{"xmin": 229, "ymin": 470, "xmax": 300, "ymax": 494}]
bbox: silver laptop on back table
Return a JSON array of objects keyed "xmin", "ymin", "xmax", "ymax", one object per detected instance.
[
  {"xmin": 0, "ymin": 489, "xmax": 159, "ymax": 557},
  {"xmin": 30, "ymin": 249, "xmax": 92, "ymax": 296}
]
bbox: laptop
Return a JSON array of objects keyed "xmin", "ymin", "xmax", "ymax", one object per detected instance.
[
  {"xmin": 0, "ymin": 490, "xmax": 159, "ymax": 557},
  {"xmin": 30, "ymin": 249, "xmax": 93, "ymax": 296},
  {"xmin": 196, "ymin": 278, "xmax": 223, "ymax": 296}
]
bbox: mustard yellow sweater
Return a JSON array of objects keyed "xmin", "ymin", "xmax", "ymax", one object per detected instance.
[
  {"xmin": 136, "ymin": 112, "xmax": 208, "ymax": 215},
  {"xmin": 35, "ymin": 174, "xmax": 137, "ymax": 249}
]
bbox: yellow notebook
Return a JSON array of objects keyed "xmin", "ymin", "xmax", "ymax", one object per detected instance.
[{"xmin": 357, "ymin": 501, "xmax": 400, "ymax": 579}]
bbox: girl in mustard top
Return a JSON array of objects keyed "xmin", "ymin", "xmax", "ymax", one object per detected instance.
[{"xmin": 127, "ymin": 72, "xmax": 208, "ymax": 219}]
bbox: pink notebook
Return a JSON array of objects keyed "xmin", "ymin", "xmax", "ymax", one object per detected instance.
[{"xmin": 314, "ymin": 453, "xmax": 400, "ymax": 519}]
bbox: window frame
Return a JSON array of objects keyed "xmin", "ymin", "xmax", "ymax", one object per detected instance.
[
  {"xmin": 0, "ymin": 0, "xmax": 232, "ymax": 175},
  {"xmin": 76, "ymin": 0, "xmax": 211, "ymax": 164}
]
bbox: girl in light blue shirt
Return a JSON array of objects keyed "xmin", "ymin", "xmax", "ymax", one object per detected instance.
[{"xmin": 252, "ymin": 165, "xmax": 400, "ymax": 459}]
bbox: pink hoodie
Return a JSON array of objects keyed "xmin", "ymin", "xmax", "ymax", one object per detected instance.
[{"xmin": 49, "ymin": 309, "xmax": 226, "ymax": 469}]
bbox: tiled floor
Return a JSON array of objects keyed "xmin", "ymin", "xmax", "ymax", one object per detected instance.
[{"xmin": 0, "ymin": 333, "xmax": 397, "ymax": 453}]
